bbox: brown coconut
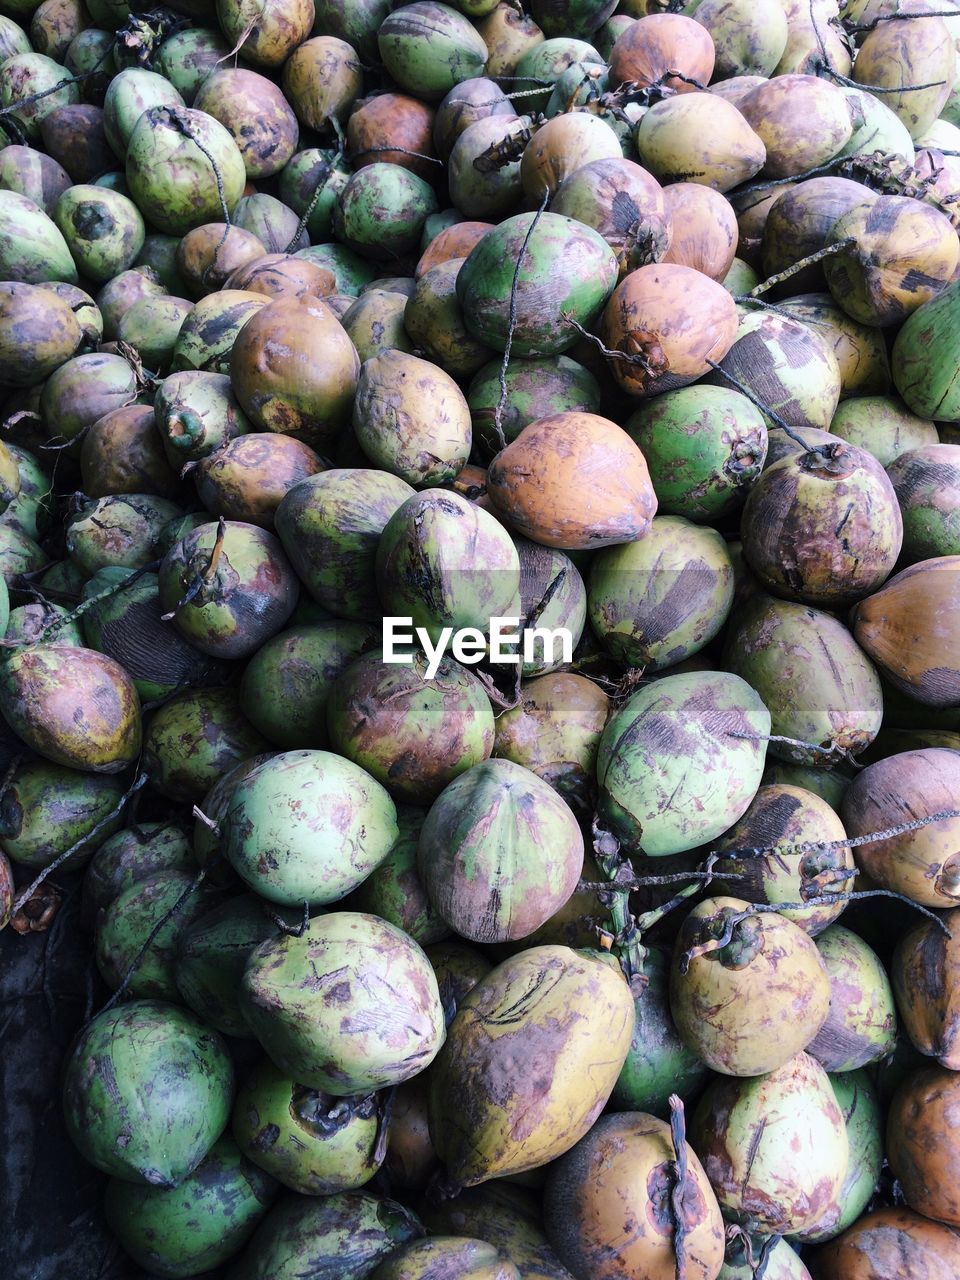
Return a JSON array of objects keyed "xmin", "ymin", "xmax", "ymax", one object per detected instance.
[
  {"xmin": 175, "ymin": 224, "xmax": 267, "ymax": 299},
  {"xmin": 661, "ymin": 182, "xmax": 738, "ymax": 281},
  {"xmin": 851, "ymin": 555, "xmax": 960, "ymax": 706},
  {"xmin": 416, "ymin": 221, "xmax": 493, "ymax": 277},
  {"xmin": 80, "ymin": 405, "xmax": 181, "ymax": 500},
  {"xmin": 485, "ymin": 410, "xmax": 657, "ymax": 549},
  {"xmin": 761, "ymin": 177, "xmax": 879, "ymax": 295},
  {"xmin": 223, "ymin": 253, "xmax": 336, "ymax": 301},
  {"xmin": 809, "ymin": 1207, "xmax": 960, "ymax": 1280},
  {"xmin": 347, "ymin": 92, "xmax": 437, "ymax": 180},
  {"xmin": 599, "ymin": 262, "xmax": 738, "ymax": 397},
  {"xmin": 841, "ymin": 748, "xmax": 960, "ymax": 908},
  {"xmin": 887, "ymin": 1066, "xmax": 960, "ymax": 1227},
  {"xmin": 892, "ymin": 907, "xmax": 960, "ymax": 1071},
  {"xmin": 193, "ymin": 433, "xmax": 326, "ymax": 528},
  {"xmin": 608, "ymin": 13, "xmax": 716, "ymax": 92},
  {"xmin": 228, "ymin": 293, "xmax": 360, "ymax": 448}
]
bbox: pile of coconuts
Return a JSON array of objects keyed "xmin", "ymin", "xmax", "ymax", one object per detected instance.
[{"xmin": 3, "ymin": 0, "xmax": 960, "ymax": 1275}]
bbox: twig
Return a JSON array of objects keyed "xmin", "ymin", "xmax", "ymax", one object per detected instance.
[
  {"xmin": 678, "ymin": 889, "xmax": 950, "ymax": 973},
  {"xmin": 748, "ymin": 237, "xmax": 856, "ymax": 296},
  {"xmin": 735, "ymin": 159, "xmax": 847, "ymax": 196},
  {"xmin": 94, "ymin": 866, "xmax": 207, "ymax": 1016},
  {"xmin": 726, "ymin": 728, "xmax": 856, "ymax": 761},
  {"xmin": 373, "ymin": 1086, "xmax": 396, "ymax": 1165},
  {"xmin": 282, "ymin": 150, "xmax": 339, "ymax": 254},
  {"xmin": 348, "ymin": 146, "xmax": 441, "ymax": 166},
  {"xmin": 11, "ymin": 774, "xmax": 149, "ymax": 915},
  {"xmin": 824, "ymin": 65, "xmax": 948, "ymax": 92},
  {"xmin": 704, "ymin": 358, "xmax": 825, "ymax": 454},
  {"xmin": 713, "ymin": 807, "xmax": 960, "ymax": 862},
  {"xmin": 845, "ymin": 8, "xmax": 960, "ymax": 29},
  {"xmin": 268, "ymin": 900, "xmax": 310, "ymax": 937},
  {"xmin": 493, "ymin": 188, "xmax": 550, "ymax": 451},
  {"xmin": 11, "ymin": 561, "xmax": 159, "ymax": 649}
]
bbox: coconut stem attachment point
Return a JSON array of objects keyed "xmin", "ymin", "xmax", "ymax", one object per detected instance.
[
  {"xmin": 562, "ymin": 313, "xmax": 666, "ymax": 374},
  {"xmin": 668, "ymin": 1094, "xmax": 689, "ymax": 1280},
  {"xmin": 267, "ymin": 900, "xmax": 310, "ymax": 937},
  {"xmin": 373, "ymin": 1085, "xmax": 397, "ymax": 1166},
  {"xmin": 592, "ymin": 819, "xmax": 647, "ymax": 988},
  {"xmin": 191, "ymin": 804, "xmax": 220, "ymax": 837},
  {"xmin": 161, "ymin": 517, "xmax": 226, "ymax": 622}
]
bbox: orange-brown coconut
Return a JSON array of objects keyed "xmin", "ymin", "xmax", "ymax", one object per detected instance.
[
  {"xmin": 599, "ymin": 262, "xmax": 738, "ymax": 397},
  {"xmin": 486, "ymin": 410, "xmax": 657, "ymax": 549}
]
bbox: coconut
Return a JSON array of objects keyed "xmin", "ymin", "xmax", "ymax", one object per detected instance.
[
  {"xmin": 543, "ymin": 1112, "xmax": 724, "ymax": 1280},
  {"xmin": 850, "ymin": 555, "xmax": 960, "ymax": 706},
  {"xmin": 887, "ymin": 1065, "xmax": 960, "ymax": 1226},
  {"xmin": 486, "ymin": 411, "xmax": 657, "ymax": 549},
  {"xmin": 824, "ymin": 196, "xmax": 959, "ymax": 327},
  {"xmin": 806, "ymin": 926, "xmax": 898, "ymax": 1072},
  {"xmin": 739, "ymin": 441, "xmax": 902, "ymax": 606},
  {"xmin": 636, "ymin": 92, "xmax": 765, "ymax": 192},
  {"xmin": 739, "ymin": 74, "xmax": 854, "ymax": 177},
  {"xmin": 711, "ymin": 785, "xmax": 853, "ymax": 935},
  {"xmin": 841, "ymin": 748, "xmax": 960, "ymax": 908},
  {"xmin": 689, "ymin": 1051, "xmax": 848, "ymax": 1235},
  {"xmin": 608, "ymin": 13, "xmax": 715, "ymax": 90},
  {"xmin": 853, "ymin": 11, "xmax": 955, "ymax": 139},
  {"xmin": 761, "ymin": 178, "xmax": 879, "ymax": 296},
  {"xmin": 660, "ymin": 182, "xmax": 738, "ymax": 282},
  {"xmin": 599, "ymin": 262, "xmax": 739, "ymax": 398},
  {"xmin": 670, "ymin": 896, "xmax": 831, "ymax": 1076},
  {"xmin": 893, "ymin": 906, "xmax": 960, "ymax": 1070}
]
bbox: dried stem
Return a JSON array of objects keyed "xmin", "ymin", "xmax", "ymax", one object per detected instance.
[
  {"xmin": 11, "ymin": 774, "xmax": 149, "ymax": 916},
  {"xmin": 821, "ymin": 64, "xmax": 948, "ymax": 92},
  {"xmin": 712, "ymin": 806, "xmax": 960, "ymax": 863},
  {"xmin": 844, "ymin": 8, "xmax": 960, "ymax": 30},
  {"xmin": 373, "ymin": 1086, "xmax": 397, "ymax": 1165},
  {"xmin": 493, "ymin": 188, "xmax": 550, "ymax": 451},
  {"xmin": 678, "ymin": 889, "xmax": 950, "ymax": 973},
  {"xmin": 704, "ymin": 358, "xmax": 824, "ymax": 455},
  {"xmin": 95, "ymin": 865, "xmax": 207, "ymax": 1017},
  {"xmin": 166, "ymin": 111, "xmax": 232, "ymax": 225},
  {"xmin": 726, "ymin": 728, "xmax": 856, "ymax": 763},
  {"xmin": 668, "ymin": 1094, "xmax": 689, "ymax": 1280},
  {"xmin": 10, "ymin": 560, "xmax": 159, "ymax": 649},
  {"xmin": 283, "ymin": 151, "xmax": 337, "ymax": 253},
  {"xmin": 268, "ymin": 900, "xmax": 311, "ymax": 937},
  {"xmin": 748, "ymin": 237, "xmax": 856, "ymax": 296}
]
